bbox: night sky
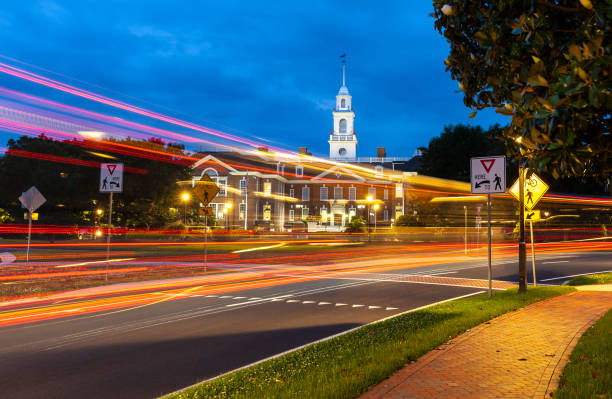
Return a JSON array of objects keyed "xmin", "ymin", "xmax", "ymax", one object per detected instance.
[{"xmin": 0, "ymin": 1, "xmax": 509, "ymax": 158}]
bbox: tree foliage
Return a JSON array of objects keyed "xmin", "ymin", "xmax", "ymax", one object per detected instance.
[
  {"xmin": 433, "ymin": 0, "xmax": 611, "ymax": 184},
  {"xmin": 0, "ymin": 135, "xmax": 192, "ymax": 229},
  {"xmin": 418, "ymin": 124, "xmax": 507, "ymax": 181}
]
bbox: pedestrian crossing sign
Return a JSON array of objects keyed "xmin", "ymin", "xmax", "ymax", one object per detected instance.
[{"xmin": 509, "ymin": 172, "xmax": 549, "ymax": 211}]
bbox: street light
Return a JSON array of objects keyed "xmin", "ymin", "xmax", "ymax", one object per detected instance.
[
  {"xmin": 96, "ymin": 209, "xmax": 103, "ymax": 216},
  {"xmin": 373, "ymin": 203, "xmax": 379, "ymax": 232},
  {"xmin": 181, "ymin": 192, "xmax": 190, "ymax": 225},
  {"xmin": 225, "ymin": 202, "xmax": 233, "ymax": 231},
  {"xmin": 366, "ymin": 195, "xmax": 373, "ymax": 242}
]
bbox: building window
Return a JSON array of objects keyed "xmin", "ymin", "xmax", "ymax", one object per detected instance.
[
  {"xmin": 211, "ymin": 203, "xmax": 224, "ymax": 219},
  {"xmin": 349, "ymin": 186, "xmax": 356, "ymax": 201},
  {"xmin": 302, "ymin": 186, "xmax": 310, "ymax": 201},
  {"xmin": 289, "ymin": 209, "xmax": 294, "ymax": 221},
  {"xmin": 240, "ymin": 179, "xmax": 247, "ymax": 195},
  {"xmin": 349, "ymin": 207, "xmax": 356, "ymax": 220},
  {"xmin": 368, "ymin": 186, "xmax": 376, "ymax": 199},
  {"xmin": 239, "ymin": 203, "xmax": 246, "ymax": 220},
  {"xmin": 216, "ymin": 177, "xmax": 227, "ymax": 196},
  {"xmin": 289, "ymin": 188, "xmax": 295, "ymax": 198},
  {"xmin": 277, "ymin": 163, "xmax": 285, "ymax": 175},
  {"xmin": 302, "ymin": 207, "xmax": 309, "ymax": 219},
  {"xmin": 263, "ymin": 204, "xmax": 271, "ymax": 221},
  {"xmin": 320, "ymin": 186, "xmax": 328, "ymax": 201},
  {"xmin": 320, "ymin": 208, "xmax": 328, "ymax": 223},
  {"xmin": 375, "ymin": 165, "xmax": 383, "ymax": 177},
  {"xmin": 334, "ymin": 186, "xmax": 343, "ymax": 200},
  {"xmin": 339, "ymin": 119, "xmax": 347, "ymax": 133},
  {"xmin": 384, "ymin": 209, "xmax": 389, "ymax": 221},
  {"xmin": 264, "ymin": 182, "xmax": 272, "ymax": 196},
  {"xmin": 341, "ymin": 98, "xmax": 346, "ymax": 108},
  {"xmin": 296, "ymin": 166, "xmax": 304, "ymax": 177},
  {"xmin": 395, "ymin": 183, "xmax": 403, "ymax": 198},
  {"xmin": 384, "ymin": 189, "xmax": 389, "ymax": 200}
]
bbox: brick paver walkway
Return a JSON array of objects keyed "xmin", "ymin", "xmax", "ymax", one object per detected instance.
[{"xmin": 360, "ymin": 291, "xmax": 612, "ymax": 399}]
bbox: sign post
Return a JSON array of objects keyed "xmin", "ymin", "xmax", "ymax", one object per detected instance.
[
  {"xmin": 193, "ymin": 175, "xmax": 219, "ymax": 273},
  {"xmin": 470, "ymin": 156, "xmax": 506, "ymax": 298},
  {"xmin": 510, "ymin": 173, "xmax": 549, "ymax": 288},
  {"xmin": 100, "ymin": 163, "xmax": 123, "ymax": 280},
  {"xmin": 19, "ymin": 186, "xmax": 46, "ymax": 266}
]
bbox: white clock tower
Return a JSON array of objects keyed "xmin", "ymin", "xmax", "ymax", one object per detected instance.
[{"xmin": 329, "ymin": 57, "xmax": 357, "ymax": 160}]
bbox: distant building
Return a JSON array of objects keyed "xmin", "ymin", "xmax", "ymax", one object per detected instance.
[{"xmin": 191, "ymin": 60, "xmax": 418, "ymax": 231}]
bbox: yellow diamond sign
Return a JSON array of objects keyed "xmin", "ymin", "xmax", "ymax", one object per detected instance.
[{"xmin": 509, "ymin": 172, "xmax": 549, "ymax": 211}]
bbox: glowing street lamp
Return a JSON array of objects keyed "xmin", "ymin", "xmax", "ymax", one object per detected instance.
[
  {"xmin": 181, "ymin": 192, "xmax": 190, "ymax": 225},
  {"xmin": 96, "ymin": 209, "xmax": 103, "ymax": 216},
  {"xmin": 225, "ymin": 202, "xmax": 233, "ymax": 231}
]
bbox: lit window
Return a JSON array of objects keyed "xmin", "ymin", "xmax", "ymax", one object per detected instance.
[
  {"xmin": 216, "ymin": 178, "xmax": 227, "ymax": 196},
  {"xmin": 264, "ymin": 182, "xmax": 271, "ymax": 196},
  {"xmin": 239, "ymin": 203, "xmax": 246, "ymax": 220},
  {"xmin": 384, "ymin": 189, "xmax": 389, "ymax": 200},
  {"xmin": 368, "ymin": 186, "xmax": 376, "ymax": 199},
  {"xmin": 320, "ymin": 186, "xmax": 328, "ymax": 201},
  {"xmin": 349, "ymin": 187, "xmax": 356, "ymax": 201},
  {"xmin": 240, "ymin": 179, "xmax": 247, "ymax": 195},
  {"xmin": 384, "ymin": 209, "xmax": 389, "ymax": 221},
  {"xmin": 296, "ymin": 166, "xmax": 304, "ymax": 177},
  {"xmin": 375, "ymin": 165, "xmax": 383, "ymax": 177},
  {"xmin": 302, "ymin": 186, "xmax": 310, "ymax": 201},
  {"xmin": 334, "ymin": 186, "xmax": 343, "ymax": 200},
  {"xmin": 263, "ymin": 204, "xmax": 271, "ymax": 221},
  {"xmin": 289, "ymin": 209, "xmax": 295, "ymax": 221},
  {"xmin": 302, "ymin": 207, "xmax": 309, "ymax": 219},
  {"xmin": 395, "ymin": 183, "xmax": 403, "ymax": 198},
  {"xmin": 289, "ymin": 188, "xmax": 295, "ymax": 198}
]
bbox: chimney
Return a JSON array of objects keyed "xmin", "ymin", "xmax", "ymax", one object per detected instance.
[
  {"xmin": 377, "ymin": 147, "xmax": 386, "ymax": 158},
  {"xmin": 257, "ymin": 146, "xmax": 268, "ymax": 152},
  {"xmin": 298, "ymin": 147, "xmax": 312, "ymax": 156}
]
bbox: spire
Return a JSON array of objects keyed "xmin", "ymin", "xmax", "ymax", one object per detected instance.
[{"xmin": 338, "ymin": 54, "xmax": 349, "ymax": 95}]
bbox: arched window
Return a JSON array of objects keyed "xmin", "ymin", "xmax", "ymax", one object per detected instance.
[
  {"xmin": 341, "ymin": 99, "xmax": 346, "ymax": 108},
  {"xmin": 203, "ymin": 168, "xmax": 218, "ymax": 177},
  {"xmin": 339, "ymin": 119, "xmax": 347, "ymax": 133}
]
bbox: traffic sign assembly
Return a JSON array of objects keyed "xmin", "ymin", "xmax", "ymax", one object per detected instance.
[
  {"xmin": 509, "ymin": 172, "xmax": 549, "ymax": 210},
  {"xmin": 525, "ymin": 210, "xmax": 541, "ymax": 221},
  {"xmin": 193, "ymin": 174, "xmax": 219, "ymax": 206},
  {"xmin": 470, "ymin": 156, "xmax": 506, "ymax": 194},
  {"xmin": 100, "ymin": 163, "xmax": 123, "ymax": 193}
]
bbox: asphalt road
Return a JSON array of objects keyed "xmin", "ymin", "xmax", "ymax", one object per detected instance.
[{"xmin": 0, "ymin": 249, "xmax": 609, "ymax": 399}]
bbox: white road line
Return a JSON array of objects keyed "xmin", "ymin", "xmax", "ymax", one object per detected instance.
[
  {"xmin": 232, "ymin": 296, "xmax": 246, "ymax": 299},
  {"xmin": 368, "ymin": 306, "xmax": 381, "ymax": 309},
  {"xmin": 225, "ymin": 295, "xmax": 292, "ymax": 308},
  {"xmin": 335, "ymin": 303, "xmax": 347, "ymax": 306},
  {"xmin": 541, "ymin": 270, "xmax": 612, "ymax": 281},
  {"xmin": 286, "ymin": 300, "xmax": 300, "ymax": 303},
  {"xmin": 385, "ymin": 307, "xmax": 398, "ymax": 310},
  {"xmin": 318, "ymin": 302, "xmax": 331, "ymax": 305},
  {"xmin": 352, "ymin": 304, "xmax": 364, "ymax": 308},
  {"xmin": 205, "ymin": 295, "xmax": 218, "ymax": 298},
  {"xmin": 166, "ymin": 290, "xmax": 485, "ymax": 397},
  {"xmin": 219, "ymin": 296, "xmax": 232, "ymax": 299},
  {"xmin": 302, "ymin": 301, "xmax": 315, "ymax": 304}
]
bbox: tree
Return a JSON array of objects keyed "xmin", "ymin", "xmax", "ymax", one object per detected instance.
[
  {"xmin": 0, "ymin": 135, "xmax": 192, "ymax": 229},
  {"xmin": 433, "ymin": 0, "xmax": 611, "ymax": 185},
  {"xmin": 418, "ymin": 124, "xmax": 507, "ymax": 181},
  {"xmin": 345, "ymin": 216, "xmax": 366, "ymax": 233}
]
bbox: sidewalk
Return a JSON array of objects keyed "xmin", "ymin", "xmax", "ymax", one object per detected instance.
[{"xmin": 360, "ymin": 287, "xmax": 612, "ymax": 399}]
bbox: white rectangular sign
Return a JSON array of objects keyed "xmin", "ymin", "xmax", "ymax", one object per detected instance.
[
  {"xmin": 100, "ymin": 163, "xmax": 123, "ymax": 193},
  {"xmin": 470, "ymin": 156, "xmax": 506, "ymax": 194}
]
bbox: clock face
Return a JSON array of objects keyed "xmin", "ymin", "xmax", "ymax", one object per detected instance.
[{"xmin": 338, "ymin": 148, "xmax": 347, "ymax": 156}]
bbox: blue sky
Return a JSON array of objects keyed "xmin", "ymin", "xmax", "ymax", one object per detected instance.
[{"xmin": 0, "ymin": 0, "xmax": 509, "ymax": 157}]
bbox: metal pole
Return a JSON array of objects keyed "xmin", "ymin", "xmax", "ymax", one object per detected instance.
[
  {"xmin": 184, "ymin": 201, "xmax": 187, "ymax": 225},
  {"xmin": 530, "ymin": 221, "xmax": 536, "ymax": 286},
  {"xmin": 374, "ymin": 209, "xmax": 377, "ymax": 232},
  {"xmin": 487, "ymin": 193, "xmax": 492, "ymax": 299},
  {"xmin": 367, "ymin": 203, "xmax": 371, "ymax": 242},
  {"xmin": 106, "ymin": 192, "xmax": 113, "ymax": 281},
  {"xmin": 26, "ymin": 209, "xmax": 32, "ymax": 266},
  {"xmin": 518, "ymin": 161, "xmax": 527, "ymax": 293},
  {"xmin": 204, "ymin": 213, "xmax": 208, "ymax": 273},
  {"xmin": 244, "ymin": 172, "xmax": 248, "ymax": 230},
  {"xmin": 464, "ymin": 206, "xmax": 467, "ymax": 255}
]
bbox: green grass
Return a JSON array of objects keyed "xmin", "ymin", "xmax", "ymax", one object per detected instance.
[
  {"xmin": 568, "ymin": 272, "xmax": 612, "ymax": 286},
  {"xmin": 165, "ymin": 286, "xmax": 574, "ymax": 399},
  {"xmin": 554, "ymin": 308, "xmax": 612, "ymax": 398}
]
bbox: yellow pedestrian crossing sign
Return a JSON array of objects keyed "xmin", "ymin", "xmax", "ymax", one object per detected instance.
[
  {"xmin": 509, "ymin": 172, "xmax": 549, "ymax": 211},
  {"xmin": 193, "ymin": 174, "xmax": 219, "ymax": 206},
  {"xmin": 524, "ymin": 210, "xmax": 541, "ymax": 221}
]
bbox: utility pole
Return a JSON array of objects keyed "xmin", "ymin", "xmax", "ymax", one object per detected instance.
[
  {"xmin": 244, "ymin": 171, "xmax": 248, "ymax": 230},
  {"xmin": 518, "ymin": 160, "xmax": 527, "ymax": 293}
]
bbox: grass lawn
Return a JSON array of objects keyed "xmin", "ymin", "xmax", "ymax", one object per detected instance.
[
  {"xmin": 166, "ymin": 286, "xmax": 574, "ymax": 399},
  {"xmin": 554, "ymin": 308, "xmax": 612, "ymax": 399},
  {"xmin": 568, "ymin": 272, "xmax": 612, "ymax": 286}
]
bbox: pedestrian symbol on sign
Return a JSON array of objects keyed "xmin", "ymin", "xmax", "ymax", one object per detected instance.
[{"xmin": 100, "ymin": 163, "xmax": 123, "ymax": 193}]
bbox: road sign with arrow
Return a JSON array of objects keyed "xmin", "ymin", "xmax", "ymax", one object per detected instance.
[
  {"xmin": 509, "ymin": 172, "xmax": 549, "ymax": 211},
  {"xmin": 193, "ymin": 174, "xmax": 220, "ymax": 206},
  {"xmin": 470, "ymin": 156, "xmax": 506, "ymax": 194},
  {"xmin": 525, "ymin": 210, "xmax": 541, "ymax": 221},
  {"xmin": 100, "ymin": 163, "xmax": 123, "ymax": 193}
]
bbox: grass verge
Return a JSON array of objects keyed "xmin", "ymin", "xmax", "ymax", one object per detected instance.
[
  {"xmin": 568, "ymin": 272, "xmax": 612, "ymax": 286},
  {"xmin": 554, "ymin": 308, "xmax": 612, "ymax": 398},
  {"xmin": 165, "ymin": 286, "xmax": 574, "ymax": 399}
]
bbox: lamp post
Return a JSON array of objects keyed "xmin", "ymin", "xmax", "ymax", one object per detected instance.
[
  {"xmin": 366, "ymin": 195, "xmax": 373, "ymax": 242},
  {"xmin": 373, "ymin": 203, "xmax": 379, "ymax": 232},
  {"xmin": 225, "ymin": 202, "xmax": 233, "ymax": 231},
  {"xmin": 181, "ymin": 192, "xmax": 190, "ymax": 225},
  {"xmin": 463, "ymin": 205, "xmax": 467, "ymax": 255}
]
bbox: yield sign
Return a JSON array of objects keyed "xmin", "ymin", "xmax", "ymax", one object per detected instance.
[
  {"xmin": 107, "ymin": 164, "xmax": 117, "ymax": 175},
  {"xmin": 480, "ymin": 159, "xmax": 495, "ymax": 173}
]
